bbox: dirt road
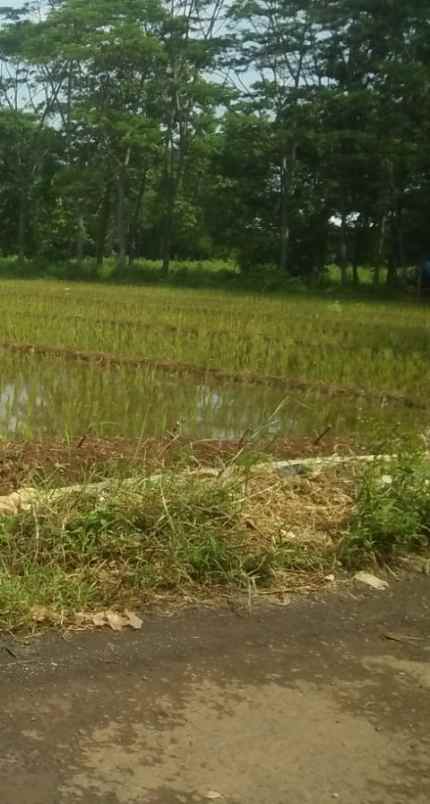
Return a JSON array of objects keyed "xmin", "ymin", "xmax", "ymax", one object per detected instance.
[{"xmin": 0, "ymin": 577, "xmax": 429, "ymax": 804}]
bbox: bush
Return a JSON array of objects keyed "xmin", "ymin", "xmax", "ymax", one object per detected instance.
[{"xmin": 339, "ymin": 454, "xmax": 430, "ymax": 568}]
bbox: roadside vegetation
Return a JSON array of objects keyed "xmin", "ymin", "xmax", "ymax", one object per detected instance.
[
  {"xmin": 340, "ymin": 453, "xmax": 430, "ymax": 569},
  {"xmin": 0, "ymin": 454, "xmax": 429, "ymax": 632}
]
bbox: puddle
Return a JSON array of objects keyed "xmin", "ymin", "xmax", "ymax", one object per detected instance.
[{"xmin": 0, "ymin": 352, "xmax": 420, "ymax": 441}]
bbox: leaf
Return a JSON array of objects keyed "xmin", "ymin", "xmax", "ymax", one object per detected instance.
[
  {"xmin": 105, "ymin": 611, "xmax": 128, "ymax": 631},
  {"xmin": 92, "ymin": 612, "xmax": 107, "ymax": 628},
  {"xmin": 31, "ymin": 605, "xmax": 51, "ymax": 623},
  {"xmin": 124, "ymin": 609, "xmax": 143, "ymax": 630},
  {"xmin": 74, "ymin": 611, "xmax": 89, "ymax": 626},
  {"xmin": 75, "ymin": 610, "xmax": 143, "ymax": 631}
]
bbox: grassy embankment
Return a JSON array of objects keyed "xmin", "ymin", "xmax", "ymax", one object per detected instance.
[{"xmin": 0, "ymin": 454, "xmax": 429, "ymax": 631}]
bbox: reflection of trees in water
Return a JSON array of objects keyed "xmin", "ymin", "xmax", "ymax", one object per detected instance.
[
  {"xmin": 0, "ymin": 383, "xmax": 28, "ymax": 434},
  {"xmin": 0, "ymin": 355, "xmax": 417, "ymax": 440}
]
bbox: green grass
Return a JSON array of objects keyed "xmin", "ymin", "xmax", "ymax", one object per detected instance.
[
  {"xmin": 339, "ymin": 454, "xmax": 430, "ymax": 569},
  {"xmin": 0, "ymin": 470, "xmax": 332, "ymax": 630},
  {"xmin": 1, "ymin": 454, "xmax": 429, "ymax": 631}
]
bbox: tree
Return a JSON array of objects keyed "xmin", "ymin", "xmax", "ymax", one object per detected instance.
[
  {"xmin": 155, "ymin": 0, "xmax": 230, "ymax": 273},
  {"xmin": 228, "ymin": 0, "xmax": 325, "ymax": 271}
]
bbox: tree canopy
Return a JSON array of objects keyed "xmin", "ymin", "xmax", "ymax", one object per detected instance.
[{"xmin": 0, "ymin": 0, "xmax": 429, "ymax": 284}]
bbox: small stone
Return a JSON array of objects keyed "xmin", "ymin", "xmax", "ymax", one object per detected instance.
[{"xmin": 354, "ymin": 571, "xmax": 389, "ymax": 591}]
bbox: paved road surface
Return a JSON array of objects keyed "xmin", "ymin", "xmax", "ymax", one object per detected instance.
[{"xmin": 0, "ymin": 577, "xmax": 429, "ymax": 804}]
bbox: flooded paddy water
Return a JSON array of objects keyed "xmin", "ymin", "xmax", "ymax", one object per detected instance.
[
  {"xmin": 0, "ymin": 349, "xmax": 421, "ymax": 444},
  {"xmin": 0, "ymin": 278, "xmax": 428, "ymax": 454}
]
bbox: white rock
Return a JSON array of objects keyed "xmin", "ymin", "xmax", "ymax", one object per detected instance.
[{"xmin": 354, "ymin": 571, "xmax": 389, "ymax": 591}]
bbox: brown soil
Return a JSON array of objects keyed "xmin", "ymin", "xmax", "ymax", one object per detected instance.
[
  {"xmin": 0, "ymin": 340, "xmax": 424, "ymax": 409},
  {"xmin": 0, "ymin": 434, "xmax": 356, "ymax": 495}
]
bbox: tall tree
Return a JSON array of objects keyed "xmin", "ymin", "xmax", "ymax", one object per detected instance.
[
  {"xmin": 228, "ymin": 0, "xmax": 324, "ymax": 271},
  {"xmin": 155, "ymin": 0, "xmax": 230, "ymax": 273}
]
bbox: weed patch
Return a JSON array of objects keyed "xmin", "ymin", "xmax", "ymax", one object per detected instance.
[
  {"xmin": 0, "ymin": 475, "xmax": 266, "ymax": 628},
  {"xmin": 1, "ymin": 454, "xmax": 430, "ymax": 632},
  {"xmin": 0, "ymin": 469, "xmax": 340, "ymax": 630},
  {"xmin": 339, "ymin": 454, "xmax": 430, "ymax": 568}
]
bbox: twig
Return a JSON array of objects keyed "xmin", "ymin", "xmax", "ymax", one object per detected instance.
[{"xmin": 313, "ymin": 425, "xmax": 333, "ymax": 446}]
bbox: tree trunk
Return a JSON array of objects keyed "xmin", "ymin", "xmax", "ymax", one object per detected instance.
[
  {"xmin": 128, "ymin": 175, "xmax": 146, "ymax": 267},
  {"xmin": 373, "ymin": 263, "xmax": 380, "ymax": 286},
  {"xmin": 161, "ymin": 215, "xmax": 173, "ymax": 275},
  {"xmin": 374, "ymin": 214, "xmax": 387, "ymax": 286},
  {"xmin": 96, "ymin": 184, "xmax": 112, "ymax": 268},
  {"xmin": 339, "ymin": 213, "xmax": 348, "ymax": 285},
  {"xmin": 279, "ymin": 143, "xmax": 297, "ymax": 273},
  {"xmin": 279, "ymin": 156, "xmax": 289, "ymax": 272},
  {"xmin": 18, "ymin": 191, "xmax": 26, "ymax": 265},
  {"xmin": 386, "ymin": 210, "xmax": 402, "ymax": 287},
  {"xmin": 161, "ymin": 177, "xmax": 176, "ymax": 276},
  {"xmin": 395, "ymin": 202, "xmax": 406, "ymax": 280},
  {"xmin": 116, "ymin": 170, "xmax": 128, "ymax": 271},
  {"xmin": 352, "ymin": 223, "xmax": 360, "ymax": 286},
  {"xmin": 386, "ymin": 261, "xmax": 397, "ymax": 286},
  {"xmin": 417, "ymin": 260, "xmax": 423, "ymax": 301},
  {"xmin": 76, "ymin": 214, "xmax": 86, "ymax": 263},
  {"xmin": 352, "ymin": 260, "xmax": 359, "ymax": 286}
]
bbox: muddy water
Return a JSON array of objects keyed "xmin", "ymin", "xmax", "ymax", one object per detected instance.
[{"xmin": 0, "ymin": 352, "xmax": 419, "ymax": 441}]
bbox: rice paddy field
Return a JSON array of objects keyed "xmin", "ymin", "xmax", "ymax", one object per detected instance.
[
  {"xmin": 1, "ymin": 277, "xmax": 430, "ymax": 628},
  {"xmin": 0, "ymin": 278, "xmax": 428, "ymax": 447}
]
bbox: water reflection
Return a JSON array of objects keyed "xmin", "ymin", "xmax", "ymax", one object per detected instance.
[{"xmin": 0, "ymin": 352, "xmax": 418, "ymax": 441}]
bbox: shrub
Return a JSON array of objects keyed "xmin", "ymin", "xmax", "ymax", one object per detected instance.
[{"xmin": 339, "ymin": 454, "xmax": 430, "ymax": 568}]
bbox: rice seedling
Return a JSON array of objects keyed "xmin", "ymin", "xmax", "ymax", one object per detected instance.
[
  {"xmin": 0, "ymin": 278, "xmax": 427, "ymax": 445},
  {"xmin": 0, "ymin": 279, "xmax": 428, "ymax": 398}
]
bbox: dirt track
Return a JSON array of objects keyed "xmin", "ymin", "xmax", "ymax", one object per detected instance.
[{"xmin": 0, "ymin": 576, "xmax": 429, "ymax": 803}]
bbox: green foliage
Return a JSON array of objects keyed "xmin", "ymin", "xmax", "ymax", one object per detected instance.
[
  {"xmin": 0, "ymin": 1, "xmax": 428, "ymax": 279},
  {"xmin": 0, "ymin": 473, "xmax": 288, "ymax": 629},
  {"xmin": 340, "ymin": 455, "xmax": 430, "ymax": 568}
]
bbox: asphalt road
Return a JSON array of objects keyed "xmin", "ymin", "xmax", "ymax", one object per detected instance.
[{"xmin": 0, "ymin": 577, "xmax": 429, "ymax": 804}]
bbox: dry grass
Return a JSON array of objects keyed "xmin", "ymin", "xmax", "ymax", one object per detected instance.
[
  {"xmin": 1, "ymin": 452, "xmax": 428, "ymax": 633},
  {"xmin": 244, "ymin": 468, "xmax": 354, "ymax": 545},
  {"xmin": 0, "ymin": 465, "xmax": 356, "ymax": 631}
]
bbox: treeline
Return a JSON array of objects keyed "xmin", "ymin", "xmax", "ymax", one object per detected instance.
[{"xmin": 0, "ymin": 0, "xmax": 429, "ymax": 283}]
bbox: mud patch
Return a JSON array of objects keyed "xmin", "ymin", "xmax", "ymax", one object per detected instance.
[
  {"xmin": 60, "ymin": 678, "xmax": 430, "ymax": 804},
  {"xmin": 364, "ymin": 655, "xmax": 430, "ymax": 690}
]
